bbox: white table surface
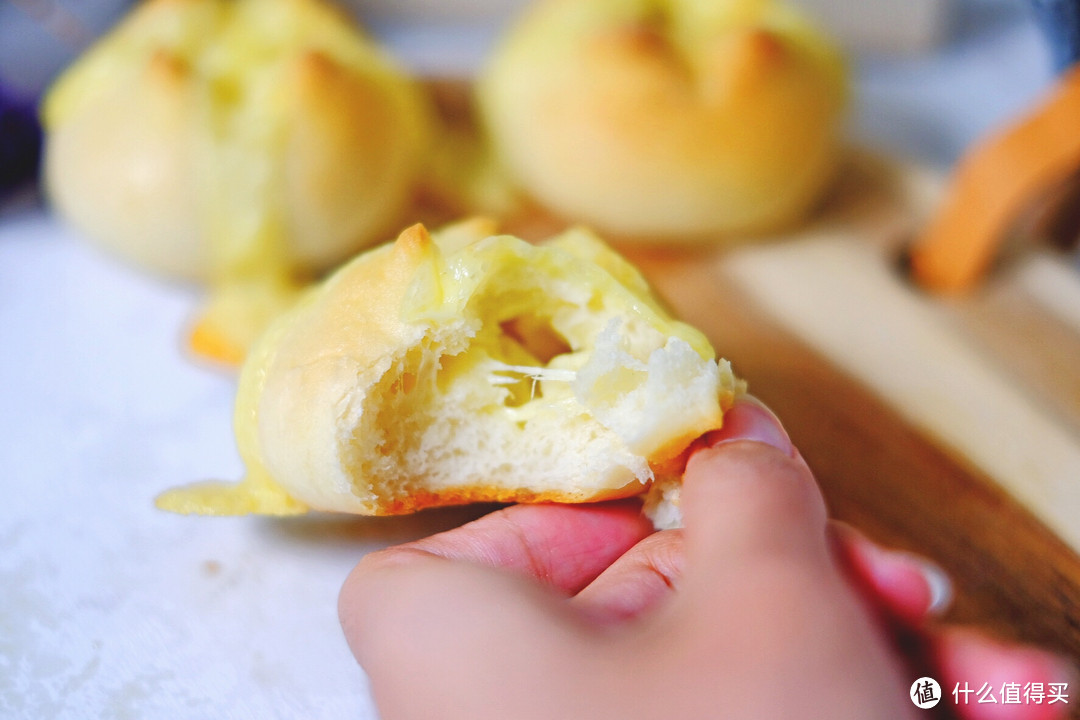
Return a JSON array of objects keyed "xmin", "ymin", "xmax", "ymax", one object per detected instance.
[{"xmin": 0, "ymin": 2, "xmax": 1063, "ymax": 718}]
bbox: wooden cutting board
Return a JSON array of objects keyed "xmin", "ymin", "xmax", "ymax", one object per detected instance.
[
  {"xmin": 512, "ymin": 151, "xmax": 1080, "ymax": 664},
  {"xmin": 624, "ymin": 154, "xmax": 1080, "ymax": 661},
  {"xmin": 421, "ymin": 80, "xmax": 1080, "ymax": 671}
]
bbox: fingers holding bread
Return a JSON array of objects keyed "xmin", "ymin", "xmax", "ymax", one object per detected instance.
[{"xmin": 680, "ymin": 419, "xmax": 829, "ymax": 592}]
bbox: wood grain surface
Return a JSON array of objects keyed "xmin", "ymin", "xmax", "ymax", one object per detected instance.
[
  {"xmin": 519, "ymin": 154, "xmax": 1080, "ymax": 671},
  {"xmin": 643, "ymin": 245, "xmax": 1080, "ymax": 653},
  {"xmin": 427, "ymin": 81, "xmax": 1080, "ymax": 704},
  {"xmin": 643, "ymin": 173, "xmax": 1080, "ymax": 662}
]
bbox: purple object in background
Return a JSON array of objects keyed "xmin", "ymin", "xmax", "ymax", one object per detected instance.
[
  {"xmin": 0, "ymin": 81, "xmax": 42, "ymax": 199},
  {"xmin": 0, "ymin": 0, "xmax": 134, "ymax": 203},
  {"xmin": 1029, "ymin": 0, "xmax": 1080, "ymax": 71}
]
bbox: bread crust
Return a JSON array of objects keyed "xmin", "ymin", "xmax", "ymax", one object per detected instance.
[{"xmin": 371, "ymin": 482, "xmax": 648, "ymax": 516}]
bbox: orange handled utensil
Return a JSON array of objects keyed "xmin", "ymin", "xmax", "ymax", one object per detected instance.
[
  {"xmin": 911, "ymin": 0, "xmax": 1080, "ymax": 292},
  {"xmin": 910, "ymin": 63, "xmax": 1080, "ymax": 292}
]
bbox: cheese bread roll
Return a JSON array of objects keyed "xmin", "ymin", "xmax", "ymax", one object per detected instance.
[
  {"xmin": 158, "ymin": 220, "xmax": 741, "ymax": 516},
  {"xmin": 478, "ymin": 0, "xmax": 847, "ymax": 241},
  {"xmin": 43, "ymin": 0, "xmax": 430, "ymax": 359}
]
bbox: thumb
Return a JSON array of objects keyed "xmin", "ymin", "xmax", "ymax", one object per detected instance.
[
  {"xmin": 680, "ymin": 399, "xmax": 831, "ymax": 595},
  {"xmin": 572, "ymin": 399, "xmax": 828, "ymax": 622}
]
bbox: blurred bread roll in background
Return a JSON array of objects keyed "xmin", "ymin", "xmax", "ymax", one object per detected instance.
[
  {"xmin": 157, "ymin": 220, "xmax": 741, "ymax": 517},
  {"xmin": 43, "ymin": 0, "xmax": 429, "ymax": 282},
  {"xmin": 42, "ymin": 0, "xmax": 431, "ymax": 361},
  {"xmin": 478, "ymin": 0, "xmax": 848, "ymax": 241}
]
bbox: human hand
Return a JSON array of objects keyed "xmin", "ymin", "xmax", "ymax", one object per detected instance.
[{"xmin": 339, "ymin": 399, "xmax": 1074, "ymax": 720}]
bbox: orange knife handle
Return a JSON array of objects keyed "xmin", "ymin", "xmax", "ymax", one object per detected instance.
[{"xmin": 911, "ymin": 64, "xmax": 1080, "ymax": 292}]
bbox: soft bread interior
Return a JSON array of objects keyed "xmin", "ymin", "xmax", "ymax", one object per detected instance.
[{"xmin": 157, "ymin": 221, "xmax": 740, "ymax": 515}]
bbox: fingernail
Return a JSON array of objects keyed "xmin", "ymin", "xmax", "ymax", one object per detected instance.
[
  {"xmin": 1052, "ymin": 652, "xmax": 1080, "ymax": 689},
  {"xmin": 1039, "ymin": 653, "xmax": 1079, "ymax": 718},
  {"xmin": 699, "ymin": 395, "xmax": 795, "ymax": 457},
  {"xmin": 913, "ymin": 557, "xmax": 953, "ymax": 616}
]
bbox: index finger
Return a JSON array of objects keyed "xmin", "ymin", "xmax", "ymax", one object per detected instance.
[{"xmin": 355, "ymin": 499, "xmax": 656, "ymax": 595}]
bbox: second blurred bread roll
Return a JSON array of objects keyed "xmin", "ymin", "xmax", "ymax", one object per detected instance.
[
  {"xmin": 42, "ymin": 0, "xmax": 431, "ymax": 360},
  {"xmin": 478, "ymin": 0, "xmax": 847, "ymax": 241}
]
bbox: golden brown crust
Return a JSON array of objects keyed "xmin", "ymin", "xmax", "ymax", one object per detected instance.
[{"xmin": 371, "ymin": 481, "xmax": 647, "ymax": 516}]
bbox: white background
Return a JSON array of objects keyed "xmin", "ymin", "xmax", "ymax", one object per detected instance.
[{"xmin": 0, "ymin": 1, "xmax": 1063, "ymax": 717}]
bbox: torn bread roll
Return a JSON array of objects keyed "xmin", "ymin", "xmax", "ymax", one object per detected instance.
[{"xmin": 157, "ymin": 220, "xmax": 742, "ymax": 518}]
